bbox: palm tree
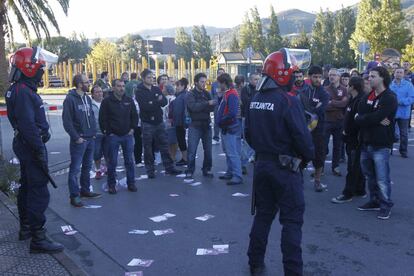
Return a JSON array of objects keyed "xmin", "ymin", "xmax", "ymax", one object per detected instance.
[
  {"xmin": 0, "ymin": 0, "xmax": 69, "ymax": 182},
  {"xmin": 0, "ymin": 0, "xmax": 70, "ymax": 97}
]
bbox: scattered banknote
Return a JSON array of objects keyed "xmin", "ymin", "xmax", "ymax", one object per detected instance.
[{"xmin": 127, "ymin": 258, "xmax": 154, "ymax": 267}]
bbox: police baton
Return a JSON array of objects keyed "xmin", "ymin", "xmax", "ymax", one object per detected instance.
[
  {"xmin": 251, "ymin": 182, "xmax": 256, "ymax": 216},
  {"xmin": 40, "ymin": 163, "xmax": 57, "ymax": 189}
]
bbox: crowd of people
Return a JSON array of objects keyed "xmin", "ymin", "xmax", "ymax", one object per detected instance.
[{"xmin": 61, "ymin": 61, "xmax": 414, "ymax": 217}]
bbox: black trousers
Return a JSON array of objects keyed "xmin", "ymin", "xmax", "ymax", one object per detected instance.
[
  {"xmin": 133, "ymin": 126, "xmax": 143, "ymax": 164},
  {"xmin": 13, "ymin": 137, "xmax": 50, "ymax": 230},
  {"xmin": 248, "ymin": 160, "xmax": 304, "ymax": 275},
  {"xmin": 342, "ymin": 143, "xmax": 366, "ymax": 197},
  {"xmin": 175, "ymin": 126, "xmax": 187, "ymax": 151},
  {"xmin": 142, "ymin": 122, "xmax": 174, "ymax": 173}
]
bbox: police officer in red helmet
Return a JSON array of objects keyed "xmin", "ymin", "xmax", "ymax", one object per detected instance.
[
  {"xmin": 5, "ymin": 47, "xmax": 64, "ymax": 253},
  {"xmin": 245, "ymin": 48, "xmax": 314, "ymax": 275}
]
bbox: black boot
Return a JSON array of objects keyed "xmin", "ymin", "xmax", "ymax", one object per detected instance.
[
  {"xmin": 18, "ymin": 221, "xmax": 31, "ymax": 241},
  {"xmin": 30, "ymin": 227, "xmax": 64, "ymax": 254}
]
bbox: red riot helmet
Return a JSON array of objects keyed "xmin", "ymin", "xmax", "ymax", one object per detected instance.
[
  {"xmin": 9, "ymin": 46, "xmax": 58, "ymax": 83},
  {"xmin": 258, "ymin": 48, "xmax": 311, "ymax": 90}
]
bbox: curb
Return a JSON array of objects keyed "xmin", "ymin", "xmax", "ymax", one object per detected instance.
[{"xmin": 0, "ymin": 191, "xmax": 89, "ymax": 276}]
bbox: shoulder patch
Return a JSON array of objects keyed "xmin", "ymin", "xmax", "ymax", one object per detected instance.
[{"xmin": 6, "ymin": 91, "xmax": 12, "ymax": 98}]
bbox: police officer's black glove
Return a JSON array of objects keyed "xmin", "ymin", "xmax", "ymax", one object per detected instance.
[{"xmin": 41, "ymin": 132, "xmax": 51, "ymax": 143}]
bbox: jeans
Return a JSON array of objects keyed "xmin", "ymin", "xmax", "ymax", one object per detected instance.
[
  {"xmin": 107, "ymin": 134, "xmax": 135, "ymax": 188},
  {"xmin": 360, "ymin": 145, "xmax": 393, "ymax": 210},
  {"xmin": 324, "ymin": 120, "xmax": 344, "ymax": 169},
  {"xmin": 221, "ymin": 129, "xmax": 242, "ymax": 182},
  {"xmin": 248, "ymin": 160, "xmax": 304, "ymax": 275},
  {"xmin": 395, "ymin": 119, "xmax": 409, "ymax": 154},
  {"xmin": 241, "ymin": 118, "xmax": 254, "ymax": 167},
  {"xmin": 68, "ymin": 138, "xmax": 95, "ymax": 198},
  {"xmin": 187, "ymin": 123, "xmax": 212, "ymax": 174},
  {"xmin": 94, "ymin": 134, "xmax": 108, "ymax": 161},
  {"xmin": 342, "ymin": 143, "xmax": 366, "ymax": 197},
  {"xmin": 142, "ymin": 122, "xmax": 174, "ymax": 174}
]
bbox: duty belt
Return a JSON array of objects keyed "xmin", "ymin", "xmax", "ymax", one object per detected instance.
[{"xmin": 256, "ymin": 153, "xmax": 302, "ymax": 173}]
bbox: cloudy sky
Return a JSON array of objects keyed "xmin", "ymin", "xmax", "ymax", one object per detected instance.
[{"xmin": 11, "ymin": 0, "xmax": 360, "ymax": 41}]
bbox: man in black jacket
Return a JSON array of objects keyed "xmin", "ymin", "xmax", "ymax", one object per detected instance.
[
  {"xmin": 63, "ymin": 74, "xmax": 101, "ymax": 207},
  {"xmin": 331, "ymin": 77, "xmax": 366, "ymax": 204},
  {"xmin": 99, "ymin": 79, "xmax": 138, "ymax": 194},
  {"xmin": 185, "ymin": 73, "xmax": 217, "ymax": 179},
  {"xmin": 355, "ymin": 67, "xmax": 398, "ymax": 220},
  {"xmin": 135, "ymin": 69, "xmax": 181, "ymax": 178}
]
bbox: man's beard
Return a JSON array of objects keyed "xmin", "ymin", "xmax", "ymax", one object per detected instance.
[{"xmin": 295, "ymin": 80, "xmax": 303, "ymax": 86}]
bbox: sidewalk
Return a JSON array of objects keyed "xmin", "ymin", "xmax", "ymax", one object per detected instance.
[{"xmin": 0, "ymin": 192, "xmax": 84, "ymax": 276}]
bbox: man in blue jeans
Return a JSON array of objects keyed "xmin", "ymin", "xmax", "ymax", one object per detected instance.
[
  {"xmin": 216, "ymin": 73, "xmax": 243, "ymax": 185},
  {"xmin": 211, "ymin": 68, "xmax": 225, "ymax": 144},
  {"xmin": 186, "ymin": 73, "xmax": 217, "ymax": 179},
  {"xmin": 355, "ymin": 67, "xmax": 398, "ymax": 220},
  {"xmin": 390, "ymin": 67, "xmax": 414, "ymax": 158},
  {"xmin": 63, "ymin": 74, "xmax": 101, "ymax": 207},
  {"xmin": 99, "ymin": 79, "xmax": 138, "ymax": 194}
]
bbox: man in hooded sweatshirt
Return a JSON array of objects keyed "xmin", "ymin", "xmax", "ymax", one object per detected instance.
[{"xmin": 63, "ymin": 74, "xmax": 101, "ymax": 208}]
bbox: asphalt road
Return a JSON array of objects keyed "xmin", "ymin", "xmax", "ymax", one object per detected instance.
[{"xmin": 1, "ymin": 113, "xmax": 414, "ymax": 276}]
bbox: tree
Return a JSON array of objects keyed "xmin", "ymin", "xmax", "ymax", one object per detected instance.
[
  {"xmin": 192, "ymin": 25, "xmax": 212, "ymax": 61},
  {"xmin": 239, "ymin": 12, "xmax": 253, "ymax": 51},
  {"xmin": 291, "ymin": 28, "xmax": 310, "ymax": 49},
  {"xmin": 311, "ymin": 9, "xmax": 335, "ymax": 66},
  {"xmin": 229, "ymin": 33, "xmax": 240, "ymax": 52},
  {"xmin": 0, "ymin": 0, "xmax": 70, "ymax": 96},
  {"xmin": 175, "ymin": 27, "xmax": 193, "ymax": 61},
  {"xmin": 402, "ymin": 38, "xmax": 414, "ymax": 68},
  {"xmin": 250, "ymin": 7, "xmax": 266, "ymax": 54},
  {"xmin": 87, "ymin": 40, "xmax": 120, "ymax": 71},
  {"xmin": 265, "ymin": 5, "xmax": 283, "ymax": 54},
  {"xmin": 350, "ymin": 0, "xmax": 410, "ymax": 60},
  {"xmin": 116, "ymin": 34, "xmax": 146, "ymax": 62},
  {"xmin": 333, "ymin": 7, "xmax": 356, "ymax": 67}
]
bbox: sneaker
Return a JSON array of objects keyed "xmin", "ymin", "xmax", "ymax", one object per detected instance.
[
  {"xmin": 95, "ymin": 171, "xmax": 102, "ymax": 180},
  {"xmin": 127, "ymin": 184, "xmax": 137, "ymax": 192},
  {"xmin": 70, "ymin": 197, "xmax": 84, "ymax": 207},
  {"xmin": 136, "ymin": 162, "xmax": 145, "ymax": 168},
  {"xmin": 166, "ymin": 168, "xmax": 182, "ymax": 175},
  {"xmin": 242, "ymin": 166, "xmax": 248, "ymax": 175},
  {"xmin": 80, "ymin": 191, "xmax": 102, "ymax": 199},
  {"xmin": 176, "ymin": 159, "xmax": 188, "ymax": 166},
  {"xmin": 377, "ymin": 209, "xmax": 391, "ymax": 220},
  {"xmin": 401, "ymin": 152, "xmax": 408, "ymax": 158},
  {"xmin": 314, "ymin": 181, "xmax": 327, "ymax": 192},
  {"xmin": 148, "ymin": 172, "xmax": 156, "ymax": 179},
  {"xmin": 219, "ymin": 174, "xmax": 232, "ymax": 180},
  {"xmin": 331, "ymin": 194, "xmax": 353, "ymax": 204},
  {"xmin": 108, "ymin": 186, "xmax": 117, "ymax": 194},
  {"xmin": 202, "ymin": 171, "xmax": 214, "ymax": 178},
  {"xmin": 212, "ymin": 139, "xmax": 220, "ymax": 145},
  {"xmin": 227, "ymin": 179, "xmax": 243, "ymax": 186},
  {"xmin": 332, "ymin": 167, "xmax": 342, "ymax": 176},
  {"xmin": 357, "ymin": 201, "xmax": 380, "ymax": 211}
]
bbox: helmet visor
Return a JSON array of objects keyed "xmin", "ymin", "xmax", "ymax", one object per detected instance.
[
  {"xmin": 32, "ymin": 47, "xmax": 58, "ymax": 69},
  {"xmin": 284, "ymin": 48, "xmax": 311, "ymax": 70}
]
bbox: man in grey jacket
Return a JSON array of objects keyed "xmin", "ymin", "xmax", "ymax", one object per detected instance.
[{"xmin": 63, "ymin": 74, "xmax": 101, "ymax": 207}]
